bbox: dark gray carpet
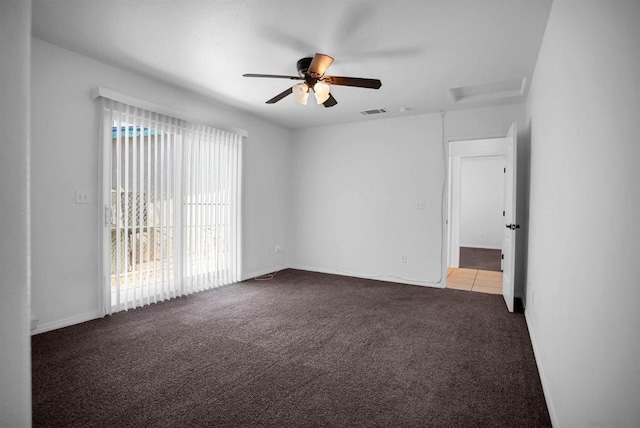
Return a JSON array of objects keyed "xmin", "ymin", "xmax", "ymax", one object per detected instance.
[
  {"xmin": 32, "ymin": 269, "xmax": 550, "ymax": 427},
  {"xmin": 459, "ymin": 247, "xmax": 502, "ymax": 272}
]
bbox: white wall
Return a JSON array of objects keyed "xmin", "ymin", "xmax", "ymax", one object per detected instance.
[
  {"xmin": 291, "ymin": 104, "xmax": 525, "ymax": 287},
  {"xmin": 0, "ymin": 0, "xmax": 32, "ymax": 425},
  {"xmin": 291, "ymin": 114, "xmax": 444, "ymax": 285},
  {"xmin": 31, "ymin": 39, "xmax": 292, "ymax": 332},
  {"xmin": 525, "ymin": 1, "xmax": 640, "ymax": 427},
  {"xmin": 460, "ymin": 156, "xmax": 504, "ymax": 249}
]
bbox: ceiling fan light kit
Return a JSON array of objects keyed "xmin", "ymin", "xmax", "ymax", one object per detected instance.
[
  {"xmin": 243, "ymin": 53, "xmax": 382, "ymax": 108},
  {"xmin": 313, "ymin": 82, "xmax": 331, "ymax": 104},
  {"xmin": 293, "ymin": 83, "xmax": 310, "ymax": 105}
]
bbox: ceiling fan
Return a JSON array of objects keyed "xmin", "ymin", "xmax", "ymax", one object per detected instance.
[{"xmin": 243, "ymin": 53, "xmax": 382, "ymax": 108}]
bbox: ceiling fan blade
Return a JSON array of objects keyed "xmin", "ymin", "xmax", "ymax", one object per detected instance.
[
  {"xmin": 244, "ymin": 74, "xmax": 304, "ymax": 80},
  {"xmin": 323, "ymin": 93, "xmax": 338, "ymax": 108},
  {"xmin": 266, "ymin": 87, "xmax": 293, "ymax": 104},
  {"xmin": 323, "ymin": 76, "xmax": 382, "ymax": 89},
  {"xmin": 308, "ymin": 53, "xmax": 334, "ymax": 77}
]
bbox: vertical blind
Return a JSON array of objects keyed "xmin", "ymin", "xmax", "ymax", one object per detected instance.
[{"xmin": 100, "ymin": 99, "xmax": 242, "ymax": 315}]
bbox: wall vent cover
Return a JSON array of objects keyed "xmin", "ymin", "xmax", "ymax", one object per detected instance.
[{"xmin": 360, "ymin": 108, "xmax": 387, "ymax": 115}]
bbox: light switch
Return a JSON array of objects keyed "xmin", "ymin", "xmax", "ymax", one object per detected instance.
[{"xmin": 75, "ymin": 191, "xmax": 89, "ymax": 204}]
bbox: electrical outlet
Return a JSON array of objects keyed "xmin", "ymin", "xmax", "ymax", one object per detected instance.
[
  {"xmin": 274, "ymin": 245, "xmax": 282, "ymax": 253},
  {"xmin": 400, "ymin": 254, "xmax": 407, "ymax": 263},
  {"xmin": 75, "ymin": 191, "xmax": 89, "ymax": 204},
  {"xmin": 416, "ymin": 201, "xmax": 426, "ymax": 209}
]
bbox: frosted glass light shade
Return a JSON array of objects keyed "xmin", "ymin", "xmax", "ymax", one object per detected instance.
[
  {"xmin": 293, "ymin": 83, "xmax": 309, "ymax": 105},
  {"xmin": 313, "ymin": 81, "xmax": 331, "ymax": 104}
]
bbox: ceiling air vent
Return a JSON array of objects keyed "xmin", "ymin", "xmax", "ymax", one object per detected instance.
[{"xmin": 360, "ymin": 108, "xmax": 387, "ymax": 115}]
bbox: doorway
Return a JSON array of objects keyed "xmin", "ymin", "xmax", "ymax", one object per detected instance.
[
  {"xmin": 446, "ymin": 138, "xmax": 507, "ymax": 295},
  {"xmin": 458, "ymin": 155, "xmax": 505, "ymax": 270}
]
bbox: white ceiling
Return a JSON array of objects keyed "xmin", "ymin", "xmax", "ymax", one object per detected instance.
[{"xmin": 32, "ymin": 0, "xmax": 552, "ymax": 130}]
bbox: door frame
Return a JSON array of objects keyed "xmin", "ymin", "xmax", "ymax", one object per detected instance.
[{"xmin": 446, "ymin": 138, "xmax": 508, "ymax": 268}]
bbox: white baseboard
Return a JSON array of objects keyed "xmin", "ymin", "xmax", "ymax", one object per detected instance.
[
  {"xmin": 241, "ymin": 265, "xmax": 288, "ymax": 281},
  {"xmin": 31, "ymin": 310, "xmax": 102, "ymax": 336},
  {"xmin": 31, "ymin": 267, "xmax": 289, "ymax": 335},
  {"xmin": 289, "ymin": 264, "xmax": 443, "ymax": 288},
  {"xmin": 30, "ymin": 315, "xmax": 38, "ymax": 331},
  {"xmin": 524, "ymin": 310, "xmax": 559, "ymax": 427},
  {"xmin": 30, "ymin": 266, "xmax": 439, "ymax": 335}
]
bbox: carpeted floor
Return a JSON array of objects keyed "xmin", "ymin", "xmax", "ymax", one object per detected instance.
[
  {"xmin": 459, "ymin": 247, "xmax": 502, "ymax": 272},
  {"xmin": 32, "ymin": 269, "xmax": 550, "ymax": 427}
]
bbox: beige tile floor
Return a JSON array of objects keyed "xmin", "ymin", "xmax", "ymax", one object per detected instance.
[{"xmin": 446, "ymin": 268, "xmax": 503, "ymax": 295}]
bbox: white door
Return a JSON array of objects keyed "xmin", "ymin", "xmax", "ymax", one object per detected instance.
[{"xmin": 502, "ymin": 123, "xmax": 518, "ymax": 312}]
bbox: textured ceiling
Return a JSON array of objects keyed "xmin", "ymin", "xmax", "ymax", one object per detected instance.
[{"xmin": 32, "ymin": 0, "xmax": 552, "ymax": 129}]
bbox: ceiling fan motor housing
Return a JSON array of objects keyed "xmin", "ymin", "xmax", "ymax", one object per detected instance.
[{"xmin": 297, "ymin": 57, "xmax": 313, "ymax": 76}]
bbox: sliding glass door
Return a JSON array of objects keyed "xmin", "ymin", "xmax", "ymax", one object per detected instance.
[{"xmin": 100, "ymin": 100, "xmax": 241, "ymax": 314}]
